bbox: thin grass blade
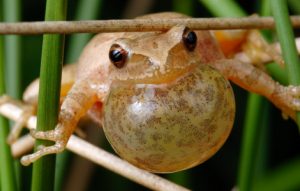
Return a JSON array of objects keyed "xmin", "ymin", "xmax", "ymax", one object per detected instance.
[{"xmin": 0, "ymin": 2, "xmax": 18, "ymax": 190}]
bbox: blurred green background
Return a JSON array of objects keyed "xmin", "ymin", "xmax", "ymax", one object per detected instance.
[{"xmin": 1, "ymin": 0, "xmax": 300, "ymax": 190}]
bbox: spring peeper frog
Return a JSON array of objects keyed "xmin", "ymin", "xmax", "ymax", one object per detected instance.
[{"xmin": 3, "ymin": 12, "xmax": 300, "ymax": 173}]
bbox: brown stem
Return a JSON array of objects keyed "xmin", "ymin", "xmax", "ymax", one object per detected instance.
[{"xmin": 0, "ymin": 16, "xmax": 300, "ymax": 35}]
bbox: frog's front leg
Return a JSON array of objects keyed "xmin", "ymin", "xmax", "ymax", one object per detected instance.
[
  {"xmin": 21, "ymin": 79, "xmax": 98, "ymax": 166},
  {"xmin": 214, "ymin": 58, "xmax": 300, "ymax": 120}
]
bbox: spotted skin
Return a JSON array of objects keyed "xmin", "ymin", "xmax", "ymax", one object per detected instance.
[{"xmin": 104, "ymin": 64, "xmax": 235, "ymax": 173}]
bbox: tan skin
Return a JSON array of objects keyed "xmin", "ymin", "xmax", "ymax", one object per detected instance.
[{"xmin": 2, "ymin": 12, "xmax": 300, "ymax": 172}]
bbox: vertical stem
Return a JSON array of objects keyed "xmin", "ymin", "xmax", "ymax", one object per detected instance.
[
  {"xmin": 237, "ymin": 95, "xmax": 266, "ymax": 191},
  {"xmin": 66, "ymin": 0, "xmax": 102, "ymax": 63},
  {"xmin": 0, "ymin": 2, "xmax": 18, "ymax": 191},
  {"xmin": 253, "ymin": 158, "xmax": 300, "ymax": 191},
  {"xmin": 3, "ymin": 0, "xmax": 21, "ymax": 99},
  {"xmin": 31, "ymin": 1, "xmax": 67, "ymax": 191},
  {"xmin": 3, "ymin": 1, "xmax": 22, "ymax": 189},
  {"xmin": 173, "ymin": 0, "xmax": 193, "ymax": 15},
  {"xmin": 288, "ymin": 0, "xmax": 300, "ymax": 14},
  {"xmin": 271, "ymin": 0, "xmax": 300, "ymax": 130},
  {"xmin": 200, "ymin": 0, "xmax": 245, "ymax": 17}
]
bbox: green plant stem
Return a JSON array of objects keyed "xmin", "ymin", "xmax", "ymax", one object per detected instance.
[
  {"xmin": 265, "ymin": 63, "xmax": 288, "ymax": 85},
  {"xmin": 0, "ymin": 106, "xmax": 17, "ymax": 191},
  {"xmin": 3, "ymin": 0, "xmax": 22, "ymax": 189},
  {"xmin": 288, "ymin": 0, "xmax": 300, "ymax": 14},
  {"xmin": 66, "ymin": 0, "xmax": 102, "ymax": 63},
  {"xmin": 252, "ymin": 0, "xmax": 272, "ymax": 180},
  {"xmin": 31, "ymin": 1, "xmax": 67, "ymax": 191},
  {"xmin": 173, "ymin": 0, "xmax": 193, "ymax": 15},
  {"xmin": 0, "ymin": 2, "xmax": 18, "ymax": 190},
  {"xmin": 237, "ymin": 95, "xmax": 266, "ymax": 191},
  {"xmin": 200, "ymin": 0, "xmax": 245, "ymax": 17},
  {"xmin": 271, "ymin": 0, "xmax": 300, "ymax": 130},
  {"xmin": 253, "ymin": 157, "xmax": 300, "ymax": 191},
  {"xmin": 3, "ymin": 0, "xmax": 21, "ymax": 99},
  {"xmin": 237, "ymin": 2, "xmax": 273, "ymax": 190}
]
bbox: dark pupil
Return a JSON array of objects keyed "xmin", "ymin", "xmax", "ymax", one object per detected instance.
[
  {"xmin": 183, "ymin": 31, "xmax": 197, "ymax": 51},
  {"xmin": 186, "ymin": 32, "xmax": 196, "ymax": 45},
  {"xmin": 110, "ymin": 50, "xmax": 123, "ymax": 63}
]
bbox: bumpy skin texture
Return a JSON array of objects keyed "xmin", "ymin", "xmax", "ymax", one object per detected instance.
[{"xmin": 104, "ymin": 65, "xmax": 235, "ymax": 173}]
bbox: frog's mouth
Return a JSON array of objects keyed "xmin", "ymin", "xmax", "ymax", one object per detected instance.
[{"xmin": 112, "ymin": 62, "xmax": 199, "ymax": 85}]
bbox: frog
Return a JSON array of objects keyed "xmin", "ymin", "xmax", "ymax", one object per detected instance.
[{"xmin": 1, "ymin": 12, "xmax": 300, "ymax": 173}]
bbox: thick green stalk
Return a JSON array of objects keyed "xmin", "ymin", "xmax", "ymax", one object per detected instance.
[
  {"xmin": 3, "ymin": 0, "xmax": 21, "ymax": 99},
  {"xmin": 0, "ymin": 2, "xmax": 18, "ymax": 190},
  {"xmin": 31, "ymin": 1, "xmax": 67, "ymax": 191},
  {"xmin": 271, "ymin": 0, "xmax": 300, "ymax": 130}
]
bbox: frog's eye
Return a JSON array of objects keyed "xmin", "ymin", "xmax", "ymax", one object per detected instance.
[
  {"xmin": 109, "ymin": 44, "xmax": 128, "ymax": 68},
  {"xmin": 182, "ymin": 28, "xmax": 197, "ymax": 51}
]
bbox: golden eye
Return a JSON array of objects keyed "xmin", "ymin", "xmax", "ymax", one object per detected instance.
[
  {"xmin": 182, "ymin": 27, "xmax": 197, "ymax": 51},
  {"xmin": 109, "ymin": 44, "xmax": 128, "ymax": 68}
]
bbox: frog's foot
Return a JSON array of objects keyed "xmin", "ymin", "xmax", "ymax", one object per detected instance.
[
  {"xmin": 242, "ymin": 30, "xmax": 284, "ymax": 68},
  {"xmin": 20, "ymin": 125, "xmax": 67, "ymax": 166},
  {"xmin": 279, "ymin": 85, "xmax": 300, "ymax": 110},
  {"xmin": 272, "ymin": 85, "xmax": 300, "ymax": 120},
  {"xmin": 0, "ymin": 95, "xmax": 36, "ymax": 144},
  {"xmin": 20, "ymin": 140, "xmax": 65, "ymax": 166}
]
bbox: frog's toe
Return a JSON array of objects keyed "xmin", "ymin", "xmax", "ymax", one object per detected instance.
[
  {"xmin": 20, "ymin": 141, "xmax": 65, "ymax": 166},
  {"xmin": 30, "ymin": 128, "xmax": 55, "ymax": 141},
  {"xmin": 287, "ymin": 85, "xmax": 300, "ymax": 96},
  {"xmin": 284, "ymin": 85, "xmax": 300, "ymax": 111},
  {"xmin": 290, "ymin": 98, "xmax": 300, "ymax": 111}
]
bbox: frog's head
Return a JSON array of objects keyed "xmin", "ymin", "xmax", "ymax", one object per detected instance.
[{"xmin": 108, "ymin": 26, "xmax": 201, "ymax": 84}]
